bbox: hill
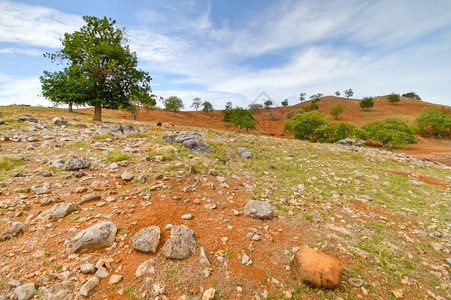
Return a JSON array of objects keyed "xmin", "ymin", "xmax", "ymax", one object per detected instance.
[{"xmin": 0, "ymin": 106, "xmax": 450, "ymax": 299}]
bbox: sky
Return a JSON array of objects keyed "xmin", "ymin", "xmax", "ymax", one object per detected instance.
[{"xmin": 1, "ymin": 0, "xmax": 451, "ymax": 110}]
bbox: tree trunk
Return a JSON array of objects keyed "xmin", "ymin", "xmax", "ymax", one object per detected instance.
[
  {"xmin": 68, "ymin": 102, "xmax": 73, "ymax": 112},
  {"xmin": 93, "ymin": 103, "xmax": 102, "ymax": 122},
  {"xmin": 173, "ymin": 110, "xmax": 176, "ymax": 117}
]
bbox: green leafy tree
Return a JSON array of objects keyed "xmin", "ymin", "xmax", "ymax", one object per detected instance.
[
  {"xmin": 202, "ymin": 101, "xmax": 214, "ymax": 113},
  {"xmin": 415, "ymin": 107, "xmax": 451, "ymax": 138},
  {"xmin": 40, "ymin": 16, "xmax": 152, "ymax": 122},
  {"xmin": 299, "ymin": 93, "xmax": 306, "ymax": 102},
  {"xmin": 330, "ymin": 104, "xmax": 343, "ymax": 120},
  {"xmin": 281, "ymin": 99, "xmax": 289, "ymax": 106},
  {"xmin": 356, "ymin": 118, "xmax": 416, "ymax": 149},
  {"xmin": 335, "ymin": 91, "xmax": 340, "ymax": 96},
  {"xmin": 123, "ymin": 93, "xmax": 157, "ymax": 120},
  {"xmin": 344, "ymin": 88, "xmax": 353, "ymax": 98},
  {"xmin": 264, "ymin": 99, "xmax": 273, "ymax": 109},
  {"xmin": 387, "ymin": 93, "xmax": 401, "ymax": 104},
  {"xmin": 360, "ymin": 97, "xmax": 374, "ymax": 111},
  {"xmin": 191, "ymin": 97, "xmax": 202, "ymax": 111},
  {"xmin": 163, "ymin": 96, "xmax": 184, "ymax": 117},
  {"xmin": 222, "ymin": 102, "xmax": 233, "ymax": 126},
  {"xmin": 229, "ymin": 107, "xmax": 256, "ymax": 132},
  {"xmin": 310, "ymin": 93, "xmax": 322, "ymax": 103},
  {"xmin": 402, "ymin": 92, "xmax": 421, "ymax": 100}
]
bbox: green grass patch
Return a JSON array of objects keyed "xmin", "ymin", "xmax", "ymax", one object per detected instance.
[
  {"xmin": 106, "ymin": 150, "xmax": 133, "ymax": 163},
  {"xmin": 69, "ymin": 141, "xmax": 91, "ymax": 150}
]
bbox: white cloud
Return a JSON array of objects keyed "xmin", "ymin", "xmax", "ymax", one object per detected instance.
[
  {"xmin": 0, "ymin": 47, "xmax": 42, "ymax": 56},
  {"xmin": 0, "ymin": 74, "xmax": 50, "ymax": 106},
  {"xmin": 0, "ymin": 0, "xmax": 82, "ymax": 48}
]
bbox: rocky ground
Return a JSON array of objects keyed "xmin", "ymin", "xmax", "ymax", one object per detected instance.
[{"xmin": 0, "ymin": 108, "xmax": 450, "ymax": 300}]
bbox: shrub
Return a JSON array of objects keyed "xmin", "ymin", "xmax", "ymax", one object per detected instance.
[
  {"xmin": 387, "ymin": 93, "xmax": 400, "ymax": 104},
  {"xmin": 304, "ymin": 103, "xmax": 319, "ymax": 112},
  {"xmin": 229, "ymin": 107, "xmax": 256, "ymax": 132},
  {"xmin": 402, "ymin": 92, "xmax": 421, "ymax": 100},
  {"xmin": 286, "ymin": 108, "xmax": 305, "ymax": 119},
  {"xmin": 360, "ymin": 97, "xmax": 374, "ymax": 110},
  {"xmin": 415, "ymin": 107, "xmax": 451, "ymax": 138},
  {"xmin": 356, "ymin": 118, "xmax": 416, "ymax": 149},
  {"xmin": 284, "ymin": 111, "xmax": 355, "ymax": 142},
  {"xmin": 330, "ymin": 104, "xmax": 343, "ymax": 120}
]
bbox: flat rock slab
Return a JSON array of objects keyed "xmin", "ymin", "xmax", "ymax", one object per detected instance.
[
  {"xmin": 244, "ymin": 200, "xmax": 274, "ymax": 219},
  {"xmin": 131, "ymin": 226, "xmax": 160, "ymax": 253},
  {"xmin": 38, "ymin": 203, "xmax": 78, "ymax": 221},
  {"xmin": 70, "ymin": 222, "xmax": 116, "ymax": 252},
  {"xmin": 14, "ymin": 283, "xmax": 36, "ymax": 300},
  {"xmin": 162, "ymin": 225, "xmax": 196, "ymax": 260},
  {"xmin": 293, "ymin": 248, "xmax": 340, "ymax": 289},
  {"xmin": 42, "ymin": 282, "xmax": 74, "ymax": 300},
  {"xmin": 182, "ymin": 139, "xmax": 212, "ymax": 154},
  {"xmin": 0, "ymin": 222, "xmax": 24, "ymax": 242}
]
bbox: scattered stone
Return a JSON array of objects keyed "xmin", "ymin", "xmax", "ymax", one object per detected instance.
[
  {"xmin": 38, "ymin": 170, "xmax": 53, "ymax": 177},
  {"xmin": 14, "ymin": 283, "xmax": 36, "ymax": 300},
  {"xmin": 78, "ymin": 193, "xmax": 101, "ymax": 205},
  {"xmin": 241, "ymin": 252, "xmax": 253, "ymax": 265},
  {"xmin": 237, "ymin": 147, "xmax": 252, "ymax": 158},
  {"xmin": 80, "ymin": 264, "xmax": 96, "ymax": 274},
  {"xmin": 162, "ymin": 225, "xmax": 196, "ymax": 260},
  {"xmin": 136, "ymin": 259, "xmax": 156, "ymax": 277},
  {"xmin": 335, "ymin": 138, "xmax": 365, "ymax": 147},
  {"xmin": 131, "ymin": 226, "xmax": 160, "ymax": 253},
  {"xmin": 18, "ymin": 115, "xmax": 38, "ymax": 123},
  {"xmin": 182, "ymin": 139, "xmax": 212, "ymax": 154},
  {"xmin": 0, "ymin": 222, "xmax": 24, "ymax": 241},
  {"xmin": 108, "ymin": 274, "xmax": 123, "ymax": 285},
  {"xmin": 95, "ymin": 266, "xmax": 109, "ymax": 278},
  {"xmin": 408, "ymin": 179, "xmax": 422, "ymax": 186},
  {"xmin": 202, "ymin": 288, "xmax": 216, "ymax": 300},
  {"xmin": 80, "ymin": 276, "xmax": 99, "ymax": 297},
  {"xmin": 70, "ymin": 222, "xmax": 117, "ymax": 252},
  {"xmin": 53, "ymin": 117, "xmax": 71, "ymax": 127},
  {"xmin": 43, "ymin": 282, "xmax": 74, "ymax": 300},
  {"xmin": 37, "ymin": 203, "xmax": 78, "ymax": 220},
  {"xmin": 293, "ymin": 248, "xmax": 340, "ymax": 289},
  {"xmin": 244, "ymin": 200, "xmax": 274, "ymax": 219},
  {"xmin": 181, "ymin": 214, "xmax": 193, "ymax": 220},
  {"xmin": 63, "ymin": 155, "xmax": 91, "ymax": 171},
  {"xmin": 199, "ymin": 247, "xmax": 211, "ymax": 265},
  {"xmin": 121, "ymin": 124, "xmax": 139, "ymax": 133},
  {"xmin": 121, "ymin": 172, "xmax": 134, "ymax": 181}
]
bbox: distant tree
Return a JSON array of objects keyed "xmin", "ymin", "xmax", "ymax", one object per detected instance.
[
  {"xmin": 248, "ymin": 103, "xmax": 263, "ymax": 113},
  {"xmin": 202, "ymin": 101, "xmax": 214, "ymax": 113},
  {"xmin": 229, "ymin": 107, "xmax": 256, "ymax": 132},
  {"xmin": 191, "ymin": 97, "xmax": 202, "ymax": 111},
  {"xmin": 360, "ymin": 97, "xmax": 374, "ymax": 111},
  {"xmin": 123, "ymin": 94, "xmax": 157, "ymax": 120},
  {"xmin": 264, "ymin": 99, "xmax": 273, "ymax": 109},
  {"xmin": 163, "ymin": 96, "xmax": 184, "ymax": 117},
  {"xmin": 344, "ymin": 88, "xmax": 354, "ymax": 98},
  {"xmin": 330, "ymin": 104, "xmax": 343, "ymax": 120},
  {"xmin": 310, "ymin": 93, "xmax": 322, "ymax": 103},
  {"xmin": 387, "ymin": 93, "xmax": 401, "ymax": 104},
  {"xmin": 335, "ymin": 91, "xmax": 340, "ymax": 96},
  {"xmin": 40, "ymin": 16, "xmax": 152, "ymax": 122},
  {"xmin": 225, "ymin": 101, "xmax": 233, "ymax": 110},
  {"xmin": 299, "ymin": 93, "xmax": 306, "ymax": 102},
  {"xmin": 402, "ymin": 92, "xmax": 421, "ymax": 100},
  {"xmin": 281, "ymin": 99, "xmax": 289, "ymax": 106}
]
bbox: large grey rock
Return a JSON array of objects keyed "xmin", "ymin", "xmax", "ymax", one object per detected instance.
[
  {"xmin": 238, "ymin": 147, "xmax": 252, "ymax": 158},
  {"xmin": 0, "ymin": 222, "xmax": 24, "ymax": 241},
  {"xmin": 18, "ymin": 115, "xmax": 38, "ymax": 123},
  {"xmin": 78, "ymin": 193, "xmax": 102, "ymax": 205},
  {"xmin": 131, "ymin": 226, "xmax": 160, "ymax": 253},
  {"xmin": 63, "ymin": 156, "xmax": 90, "ymax": 171},
  {"xmin": 43, "ymin": 282, "xmax": 74, "ymax": 300},
  {"xmin": 182, "ymin": 139, "xmax": 211, "ymax": 154},
  {"xmin": 52, "ymin": 117, "xmax": 71, "ymax": 127},
  {"xmin": 80, "ymin": 276, "xmax": 99, "ymax": 297},
  {"xmin": 335, "ymin": 138, "xmax": 365, "ymax": 147},
  {"xmin": 163, "ymin": 131, "xmax": 203, "ymax": 144},
  {"xmin": 14, "ymin": 283, "xmax": 36, "ymax": 300},
  {"xmin": 121, "ymin": 124, "xmax": 139, "ymax": 133},
  {"xmin": 38, "ymin": 203, "xmax": 78, "ymax": 221},
  {"xmin": 162, "ymin": 225, "xmax": 196, "ymax": 260},
  {"xmin": 70, "ymin": 222, "xmax": 116, "ymax": 252},
  {"xmin": 244, "ymin": 200, "xmax": 274, "ymax": 219},
  {"xmin": 96, "ymin": 124, "xmax": 121, "ymax": 134}
]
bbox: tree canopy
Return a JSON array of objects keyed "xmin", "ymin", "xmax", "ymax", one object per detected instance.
[
  {"xmin": 163, "ymin": 96, "xmax": 184, "ymax": 117},
  {"xmin": 330, "ymin": 104, "xmax": 343, "ymax": 120},
  {"xmin": 360, "ymin": 97, "xmax": 374, "ymax": 110},
  {"xmin": 402, "ymin": 92, "xmax": 421, "ymax": 100},
  {"xmin": 281, "ymin": 99, "xmax": 288, "ymax": 106},
  {"xmin": 344, "ymin": 88, "xmax": 354, "ymax": 98},
  {"xmin": 40, "ymin": 16, "xmax": 152, "ymax": 121},
  {"xmin": 387, "ymin": 93, "xmax": 401, "ymax": 104},
  {"xmin": 191, "ymin": 97, "xmax": 202, "ymax": 111},
  {"xmin": 202, "ymin": 101, "xmax": 214, "ymax": 113}
]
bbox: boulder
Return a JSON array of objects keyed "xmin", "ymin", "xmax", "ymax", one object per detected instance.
[
  {"xmin": 38, "ymin": 203, "xmax": 78, "ymax": 221},
  {"xmin": 42, "ymin": 282, "xmax": 74, "ymax": 300},
  {"xmin": 244, "ymin": 200, "xmax": 274, "ymax": 219},
  {"xmin": 80, "ymin": 276, "xmax": 99, "ymax": 297},
  {"xmin": 131, "ymin": 226, "xmax": 160, "ymax": 253},
  {"xmin": 14, "ymin": 283, "xmax": 36, "ymax": 300},
  {"xmin": 162, "ymin": 225, "xmax": 196, "ymax": 260},
  {"xmin": 52, "ymin": 117, "xmax": 71, "ymax": 127},
  {"xmin": 96, "ymin": 124, "xmax": 122, "ymax": 134},
  {"xmin": 0, "ymin": 222, "xmax": 24, "ymax": 242},
  {"xmin": 182, "ymin": 139, "xmax": 211, "ymax": 154},
  {"xmin": 18, "ymin": 115, "xmax": 38, "ymax": 123},
  {"xmin": 293, "ymin": 248, "xmax": 340, "ymax": 289},
  {"xmin": 121, "ymin": 124, "xmax": 139, "ymax": 133},
  {"xmin": 63, "ymin": 156, "xmax": 90, "ymax": 171},
  {"xmin": 335, "ymin": 138, "xmax": 365, "ymax": 147},
  {"xmin": 70, "ymin": 222, "xmax": 116, "ymax": 252}
]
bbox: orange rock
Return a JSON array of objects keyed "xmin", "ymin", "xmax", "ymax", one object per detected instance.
[{"xmin": 293, "ymin": 248, "xmax": 340, "ymax": 289}]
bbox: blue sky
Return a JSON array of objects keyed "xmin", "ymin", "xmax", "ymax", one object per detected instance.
[{"xmin": 1, "ymin": 0, "xmax": 451, "ymax": 109}]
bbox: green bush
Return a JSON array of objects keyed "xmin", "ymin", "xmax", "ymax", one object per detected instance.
[
  {"xmin": 415, "ymin": 107, "xmax": 451, "ymax": 138},
  {"xmin": 330, "ymin": 104, "xmax": 343, "ymax": 120},
  {"xmin": 356, "ymin": 118, "xmax": 416, "ymax": 149},
  {"xmin": 283, "ymin": 112, "xmax": 355, "ymax": 142},
  {"xmin": 304, "ymin": 103, "xmax": 319, "ymax": 112},
  {"xmin": 228, "ymin": 107, "xmax": 256, "ymax": 132},
  {"xmin": 387, "ymin": 93, "xmax": 400, "ymax": 104},
  {"xmin": 402, "ymin": 92, "xmax": 421, "ymax": 100},
  {"xmin": 286, "ymin": 108, "xmax": 305, "ymax": 119},
  {"xmin": 360, "ymin": 97, "xmax": 374, "ymax": 110}
]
